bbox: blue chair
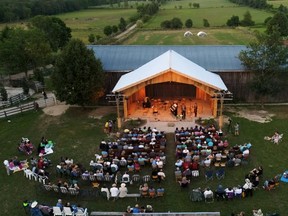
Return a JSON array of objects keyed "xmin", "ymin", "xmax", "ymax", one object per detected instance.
[
  {"xmin": 216, "ymin": 168, "xmax": 225, "ymax": 180},
  {"xmin": 205, "ymin": 170, "xmax": 214, "ymax": 182}
]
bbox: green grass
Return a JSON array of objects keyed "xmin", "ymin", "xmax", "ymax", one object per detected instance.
[
  {"xmin": 1, "ymin": 106, "xmax": 288, "ymax": 215},
  {"xmin": 161, "ymin": 0, "xmax": 238, "ymax": 9},
  {"xmin": 268, "ymin": 0, "xmax": 288, "ymax": 7},
  {"xmin": 55, "ymin": 8, "xmax": 137, "ymax": 43},
  {"xmin": 123, "ymin": 28, "xmax": 257, "ymax": 45},
  {"xmin": 144, "ymin": 7, "xmax": 273, "ymax": 29}
]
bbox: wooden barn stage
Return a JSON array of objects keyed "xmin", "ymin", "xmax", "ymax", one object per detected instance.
[{"xmin": 126, "ymin": 98, "xmax": 214, "ymax": 122}]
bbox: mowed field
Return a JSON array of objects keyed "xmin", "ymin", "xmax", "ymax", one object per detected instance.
[
  {"xmin": 1, "ymin": 106, "xmax": 288, "ymax": 215},
  {"xmin": 122, "ymin": 28, "xmax": 256, "ymax": 45},
  {"xmin": 55, "ymin": 8, "xmax": 137, "ymax": 42}
]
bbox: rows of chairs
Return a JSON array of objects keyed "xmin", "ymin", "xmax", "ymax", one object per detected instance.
[
  {"xmin": 205, "ymin": 168, "xmax": 225, "ymax": 182},
  {"xmin": 24, "ymin": 168, "xmax": 48, "ymax": 184},
  {"xmin": 53, "ymin": 206, "xmax": 88, "ymax": 216},
  {"xmin": 42, "ymin": 184, "xmax": 80, "ymax": 196}
]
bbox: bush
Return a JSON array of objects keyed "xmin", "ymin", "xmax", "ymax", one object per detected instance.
[
  {"xmin": 185, "ymin": 19, "xmax": 193, "ymax": 28},
  {"xmin": 161, "ymin": 20, "xmax": 171, "ymax": 29},
  {"xmin": 203, "ymin": 19, "xmax": 210, "ymax": 27},
  {"xmin": 171, "ymin": 17, "xmax": 183, "ymax": 29}
]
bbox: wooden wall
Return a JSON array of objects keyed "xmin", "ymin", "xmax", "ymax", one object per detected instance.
[{"xmin": 105, "ymin": 71, "xmax": 288, "ymax": 103}]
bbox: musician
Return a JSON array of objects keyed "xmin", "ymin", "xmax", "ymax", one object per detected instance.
[{"xmin": 170, "ymin": 103, "xmax": 178, "ymax": 117}]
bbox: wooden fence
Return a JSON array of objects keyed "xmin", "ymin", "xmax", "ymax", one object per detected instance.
[{"xmin": 0, "ymin": 97, "xmax": 56, "ymax": 119}]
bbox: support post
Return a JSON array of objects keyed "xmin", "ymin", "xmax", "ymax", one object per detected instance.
[{"xmin": 116, "ymin": 94, "xmax": 121, "ymax": 129}]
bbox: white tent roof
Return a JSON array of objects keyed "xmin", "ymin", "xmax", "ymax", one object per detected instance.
[{"xmin": 112, "ymin": 50, "xmax": 227, "ymax": 93}]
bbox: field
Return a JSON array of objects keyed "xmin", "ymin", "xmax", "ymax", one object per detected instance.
[
  {"xmin": 55, "ymin": 8, "xmax": 137, "ymax": 43},
  {"xmin": 0, "ymin": 0, "xmax": 273, "ymax": 44},
  {"xmin": 1, "ymin": 106, "xmax": 288, "ymax": 215},
  {"xmin": 268, "ymin": 0, "xmax": 288, "ymax": 7},
  {"xmin": 122, "ymin": 28, "xmax": 256, "ymax": 45},
  {"xmin": 144, "ymin": 7, "xmax": 272, "ymax": 29}
]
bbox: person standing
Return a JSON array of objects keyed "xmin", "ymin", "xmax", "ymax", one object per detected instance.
[
  {"xmin": 181, "ymin": 104, "xmax": 186, "ymax": 120},
  {"xmin": 234, "ymin": 122, "xmax": 240, "ymax": 136},
  {"xmin": 42, "ymin": 91, "xmax": 48, "ymax": 100},
  {"xmin": 227, "ymin": 118, "xmax": 232, "ymax": 133},
  {"xmin": 193, "ymin": 103, "xmax": 198, "ymax": 117}
]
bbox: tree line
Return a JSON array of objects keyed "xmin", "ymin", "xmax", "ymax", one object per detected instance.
[{"xmin": 0, "ymin": 0, "xmax": 89, "ymax": 23}]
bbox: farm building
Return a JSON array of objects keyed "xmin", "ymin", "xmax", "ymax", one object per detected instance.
[{"xmin": 88, "ymin": 45, "xmax": 288, "ymax": 120}]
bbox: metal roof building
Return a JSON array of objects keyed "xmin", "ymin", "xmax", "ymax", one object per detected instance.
[{"xmin": 88, "ymin": 45, "xmax": 246, "ymax": 73}]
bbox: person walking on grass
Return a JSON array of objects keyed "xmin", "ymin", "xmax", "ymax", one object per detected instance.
[{"xmin": 234, "ymin": 122, "xmax": 239, "ymax": 136}]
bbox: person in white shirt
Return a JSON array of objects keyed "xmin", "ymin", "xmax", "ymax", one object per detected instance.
[
  {"xmin": 157, "ymin": 169, "xmax": 166, "ymax": 182},
  {"xmin": 118, "ymin": 183, "xmax": 128, "ymax": 198},
  {"xmin": 203, "ymin": 188, "xmax": 213, "ymax": 198},
  {"xmin": 110, "ymin": 184, "xmax": 119, "ymax": 200}
]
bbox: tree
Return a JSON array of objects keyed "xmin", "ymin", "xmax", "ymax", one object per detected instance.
[
  {"xmin": 170, "ymin": 17, "xmax": 183, "ymax": 29},
  {"xmin": 51, "ymin": 39, "xmax": 104, "ymax": 106},
  {"xmin": 118, "ymin": 17, "xmax": 127, "ymax": 32},
  {"xmin": 238, "ymin": 31, "xmax": 288, "ymax": 104},
  {"xmin": 0, "ymin": 27, "xmax": 52, "ymax": 77},
  {"xmin": 226, "ymin": 15, "xmax": 240, "ymax": 27},
  {"xmin": 185, "ymin": 19, "xmax": 193, "ymax": 28},
  {"xmin": 241, "ymin": 11, "xmax": 255, "ymax": 26},
  {"xmin": 266, "ymin": 12, "xmax": 288, "ymax": 37},
  {"xmin": 203, "ymin": 19, "xmax": 210, "ymax": 27},
  {"xmin": 103, "ymin": 25, "xmax": 113, "ymax": 36},
  {"xmin": 161, "ymin": 20, "xmax": 171, "ymax": 29},
  {"xmin": 112, "ymin": 25, "xmax": 118, "ymax": 33},
  {"xmin": 193, "ymin": 3, "xmax": 200, "ymax": 8},
  {"xmin": 88, "ymin": 34, "xmax": 95, "ymax": 44},
  {"xmin": 29, "ymin": 15, "xmax": 71, "ymax": 51}
]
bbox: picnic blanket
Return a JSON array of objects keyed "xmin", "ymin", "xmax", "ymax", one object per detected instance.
[
  {"xmin": 10, "ymin": 162, "xmax": 29, "ymax": 173},
  {"xmin": 39, "ymin": 147, "xmax": 54, "ymax": 156},
  {"xmin": 280, "ymin": 171, "xmax": 288, "ymax": 183},
  {"xmin": 39, "ymin": 140, "xmax": 54, "ymax": 156}
]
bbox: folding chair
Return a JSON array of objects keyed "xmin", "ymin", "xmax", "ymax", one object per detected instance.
[
  {"xmin": 52, "ymin": 185, "xmax": 59, "ymax": 193},
  {"xmin": 205, "ymin": 170, "xmax": 214, "ymax": 182},
  {"xmin": 216, "ymin": 168, "xmax": 225, "ymax": 180},
  {"xmin": 52, "ymin": 206, "xmax": 63, "ymax": 216},
  {"xmin": 132, "ymin": 174, "xmax": 141, "ymax": 184},
  {"xmin": 69, "ymin": 188, "xmax": 79, "ymax": 196},
  {"xmin": 63, "ymin": 207, "xmax": 73, "ymax": 216},
  {"xmin": 60, "ymin": 186, "xmax": 69, "ymax": 194},
  {"xmin": 190, "ymin": 189, "xmax": 204, "ymax": 202},
  {"xmin": 204, "ymin": 193, "xmax": 214, "ymax": 203},
  {"xmin": 142, "ymin": 175, "xmax": 151, "ymax": 183},
  {"xmin": 75, "ymin": 208, "xmax": 88, "ymax": 216},
  {"xmin": 43, "ymin": 184, "xmax": 53, "ymax": 191}
]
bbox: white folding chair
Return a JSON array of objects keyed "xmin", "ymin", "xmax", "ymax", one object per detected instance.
[
  {"xmin": 75, "ymin": 208, "xmax": 88, "ymax": 216},
  {"xmin": 24, "ymin": 169, "xmax": 33, "ymax": 179},
  {"xmin": 63, "ymin": 207, "xmax": 74, "ymax": 216},
  {"xmin": 53, "ymin": 206, "xmax": 63, "ymax": 216}
]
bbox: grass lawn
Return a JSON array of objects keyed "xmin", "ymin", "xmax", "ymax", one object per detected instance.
[
  {"xmin": 123, "ymin": 28, "xmax": 256, "ymax": 45},
  {"xmin": 1, "ymin": 106, "xmax": 288, "ymax": 215},
  {"xmin": 268, "ymin": 0, "xmax": 288, "ymax": 7},
  {"xmin": 144, "ymin": 7, "xmax": 273, "ymax": 29},
  {"xmin": 55, "ymin": 8, "xmax": 137, "ymax": 43}
]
